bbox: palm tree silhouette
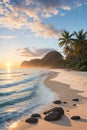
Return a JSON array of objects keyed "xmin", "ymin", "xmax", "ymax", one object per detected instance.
[{"xmin": 73, "ymin": 29, "xmax": 87, "ymax": 59}]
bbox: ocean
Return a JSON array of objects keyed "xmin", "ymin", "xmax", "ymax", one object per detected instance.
[{"xmin": 0, "ymin": 68, "xmax": 56, "ymax": 130}]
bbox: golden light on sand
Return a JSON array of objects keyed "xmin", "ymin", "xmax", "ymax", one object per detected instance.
[{"xmin": 9, "ymin": 121, "xmax": 20, "ymax": 129}]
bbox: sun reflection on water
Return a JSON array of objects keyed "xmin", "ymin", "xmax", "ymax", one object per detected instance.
[
  {"xmin": 7, "ymin": 67, "xmax": 11, "ymax": 80},
  {"xmin": 7, "ymin": 67, "xmax": 11, "ymax": 73}
]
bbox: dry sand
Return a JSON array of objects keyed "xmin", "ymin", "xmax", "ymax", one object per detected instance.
[{"xmin": 8, "ymin": 69, "xmax": 87, "ymax": 130}]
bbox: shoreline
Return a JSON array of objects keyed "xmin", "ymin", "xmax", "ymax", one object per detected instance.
[
  {"xmin": 8, "ymin": 69, "xmax": 87, "ymax": 130},
  {"xmin": 45, "ymin": 70, "xmax": 87, "ymax": 108}
]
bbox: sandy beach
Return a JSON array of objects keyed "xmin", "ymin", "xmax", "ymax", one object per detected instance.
[{"xmin": 8, "ymin": 69, "xmax": 87, "ymax": 130}]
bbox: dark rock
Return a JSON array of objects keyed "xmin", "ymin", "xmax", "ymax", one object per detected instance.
[
  {"xmin": 51, "ymin": 107, "xmax": 64, "ymax": 115},
  {"xmin": 43, "ymin": 107, "xmax": 64, "ymax": 116},
  {"xmin": 72, "ymin": 98, "xmax": 79, "ymax": 102},
  {"xmin": 31, "ymin": 114, "xmax": 41, "ymax": 118},
  {"xmin": 53, "ymin": 100, "xmax": 62, "ymax": 104},
  {"xmin": 43, "ymin": 110, "xmax": 52, "ymax": 115},
  {"xmin": 71, "ymin": 116, "xmax": 81, "ymax": 120},
  {"xmin": 63, "ymin": 101, "xmax": 67, "ymax": 104},
  {"xmin": 73, "ymin": 104, "xmax": 76, "ymax": 106},
  {"xmin": 44, "ymin": 111, "xmax": 61, "ymax": 121},
  {"xmin": 25, "ymin": 117, "xmax": 38, "ymax": 123},
  {"xmin": 66, "ymin": 110, "xmax": 69, "ymax": 112}
]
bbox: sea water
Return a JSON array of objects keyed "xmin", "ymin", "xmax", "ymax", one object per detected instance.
[{"xmin": 0, "ymin": 68, "xmax": 57, "ymax": 130}]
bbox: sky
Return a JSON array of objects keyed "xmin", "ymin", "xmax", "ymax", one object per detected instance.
[{"xmin": 0, "ymin": 0, "xmax": 87, "ymax": 68}]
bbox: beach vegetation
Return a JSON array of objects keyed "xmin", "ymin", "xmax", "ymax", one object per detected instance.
[{"xmin": 58, "ymin": 29, "xmax": 87, "ymax": 71}]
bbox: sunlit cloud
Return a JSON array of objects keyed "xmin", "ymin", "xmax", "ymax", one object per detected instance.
[
  {"xmin": 60, "ymin": 13, "xmax": 65, "ymax": 16},
  {"xmin": 17, "ymin": 47, "xmax": 54, "ymax": 58},
  {"xmin": 28, "ymin": 21, "xmax": 64, "ymax": 38},
  {"xmin": 0, "ymin": 7, "xmax": 3, "ymax": 15},
  {"xmin": 0, "ymin": 35, "xmax": 16, "ymax": 39},
  {"xmin": 62, "ymin": 6, "xmax": 71, "ymax": 11},
  {"xmin": 0, "ymin": 0, "xmax": 87, "ymax": 38}
]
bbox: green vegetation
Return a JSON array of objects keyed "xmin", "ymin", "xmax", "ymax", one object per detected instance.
[{"xmin": 58, "ymin": 29, "xmax": 87, "ymax": 71}]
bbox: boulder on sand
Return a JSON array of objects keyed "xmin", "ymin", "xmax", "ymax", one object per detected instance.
[
  {"xmin": 44, "ymin": 107, "xmax": 64, "ymax": 121},
  {"xmin": 43, "ymin": 110, "xmax": 52, "ymax": 115},
  {"xmin": 31, "ymin": 114, "xmax": 41, "ymax": 118},
  {"xmin": 51, "ymin": 107, "xmax": 64, "ymax": 115},
  {"xmin": 44, "ymin": 111, "xmax": 61, "ymax": 121},
  {"xmin": 72, "ymin": 98, "xmax": 79, "ymax": 102},
  {"xmin": 53, "ymin": 100, "xmax": 62, "ymax": 104},
  {"xmin": 25, "ymin": 117, "xmax": 38, "ymax": 123},
  {"xmin": 43, "ymin": 107, "xmax": 64, "ymax": 115},
  {"xmin": 71, "ymin": 116, "xmax": 81, "ymax": 120}
]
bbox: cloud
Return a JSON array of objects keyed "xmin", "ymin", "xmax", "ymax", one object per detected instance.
[
  {"xmin": 28, "ymin": 21, "xmax": 64, "ymax": 38},
  {"xmin": 0, "ymin": 6, "xmax": 3, "ymax": 15},
  {"xmin": 0, "ymin": 12, "xmax": 27, "ymax": 29},
  {"xmin": 0, "ymin": 35, "xmax": 16, "ymax": 39},
  {"xmin": 60, "ymin": 13, "xmax": 65, "ymax": 16},
  {"xmin": 62, "ymin": 6, "xmax": 71, "ymax": 11},
  {"xmin": 75, "ymin": 1, "xmax": 87, "ymax": 7},
  {"xmin": 17, "ymin": 47, "xmax": 54, "ymax": 58},
  {"xmin": 0, "ymin": 0, "xmax": 87, "ymax": 38}
]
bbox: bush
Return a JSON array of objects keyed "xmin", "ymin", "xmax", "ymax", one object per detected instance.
[
  {"xmin": 79, "ymin": 65, "xmax": 87, "ymax": 71},
  {"xmin": 75, "ymin": 59, "xmax": 87, "ymax": 71}
]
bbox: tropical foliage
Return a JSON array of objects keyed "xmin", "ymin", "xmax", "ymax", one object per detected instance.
[{"xmin": 58, "ymin": 29, "xmax": 87, "ymax": 71}]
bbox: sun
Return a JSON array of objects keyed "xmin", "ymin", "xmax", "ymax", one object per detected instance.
[{"xmin": 7, "ymin": 63, "xmax": 11, "ymax": 68}]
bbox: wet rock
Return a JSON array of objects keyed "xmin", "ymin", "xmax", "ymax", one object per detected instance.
[
  {"xmin": 72, "ymin": 98, "xmax": 79, "ymax": 102},
  {"xmin": 51, "ymin": 107, "xmax": 64, "ymax": 115},
  {"xmin": 53, "ymin": 100, "xmax": 62, "ymax": 104},
  {"xmin": 71, "ymin": 116, "xmax": 81, "ymax": 120},
  {"xmin": 31, "ymin": 114, "xmax": 41, "ymax": 118},
  {"xmin": 25, "ymin": 117, "xmax": 38, "ymax": 123},
  {"xmin": 44, "ymin": 111, "xmax": 61, "ymax": 121}
]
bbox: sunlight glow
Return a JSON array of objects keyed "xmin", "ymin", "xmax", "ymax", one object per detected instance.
[{"xmin": 7, "ymin": 63, "xmax": 11, "ymax": 68}]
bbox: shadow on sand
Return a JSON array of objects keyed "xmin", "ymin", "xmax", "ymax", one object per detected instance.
[
  {"xmin": 48, "ymin": 115, "xmax": 72, "ymax": 127},
  {"xmin": 80, "ymin": 119, "xmax": 87, "ymax": 122}
]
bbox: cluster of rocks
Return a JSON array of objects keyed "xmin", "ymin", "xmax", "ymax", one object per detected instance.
[
  {"xmin": 25, "ymin": 107, "xmax": 64, "ymax": 123},
  {"xmin": 44, "ymin": 107, "xmax": 64, "ymax": 121},
  {"xmin": 53, "ymin": 98, "xmax": 80, "ymax": 107},
  {"xmin": 25, "ymin": 98, "xmax": 81, "ymax": 124},
  {"xmin": 25, "ymin": 114, "xmax": 41, "ymax": 123},
  {"xmin": 53, "ymin": 98, "xmax": 79, "ymax": 105}
]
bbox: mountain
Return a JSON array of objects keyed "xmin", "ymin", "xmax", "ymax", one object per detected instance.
[{"xmin": 21, "ymin": 51, "xmax": 64, "ymax": 68}]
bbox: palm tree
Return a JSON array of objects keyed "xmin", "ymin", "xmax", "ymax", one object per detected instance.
[
  {"xmin": 58, "ymin": 30, "xmax": 74, "ymax": 57},
  {"xmin": 73, "ymin": 29, "xmax": 87, "ymax": 59}
]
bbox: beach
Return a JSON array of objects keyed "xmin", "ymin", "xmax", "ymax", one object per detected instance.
[{"xmin": 8, "ymin": 69, "xmax": 87, "ymax": 130}]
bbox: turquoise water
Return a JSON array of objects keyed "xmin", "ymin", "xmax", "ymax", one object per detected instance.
[{"xmin": 0, "ymin": 68, "xmax": 56, "ymax": 130}]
